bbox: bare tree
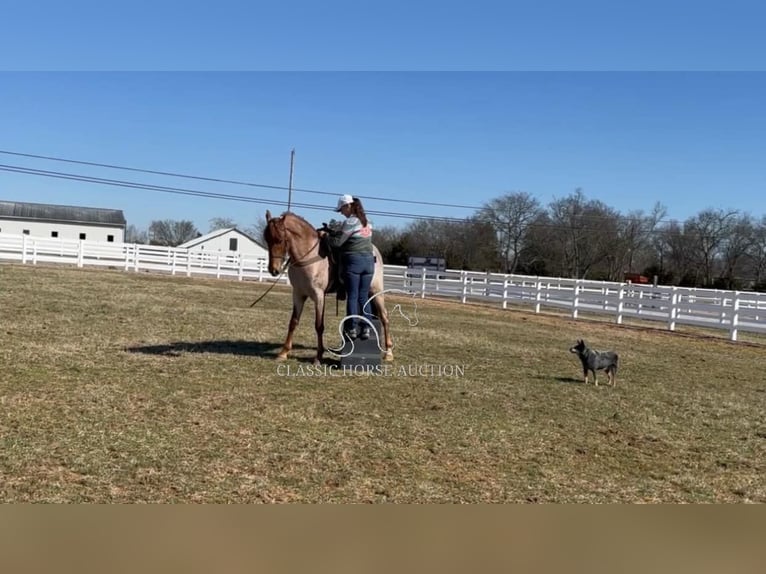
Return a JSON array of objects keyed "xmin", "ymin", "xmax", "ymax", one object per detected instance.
[
  {"xmin": 621, "ymin": 203, "xmax": 667, "ymax": 274},
  {"xmin": 478, "ymin": 191, "xmax": 543, "ymax": 273},
  {"xmin": 240, "ymin": 212, "xmax": 270, "ymax": 246},
  {"xmin": 148, "ymin": 220, "xmax": 200, "ymax": 247},
  {"xmin": 209, "ymin": 217, "xmax": 238, "ymax": 232},
  {"xmin": 372, "ymin": 225, "xmax": 408, "ymax": 265},
  {"xmin": 401, "ymin": 218, "xmax": 498, "ymax": 271},
  {"xmin": 719, "ymin": 214, "xmax": 755, "ymax": 289},
  {"xmin": 748, "ymin": 216, "xmax": 766, "ymax": 288},
  {"xmin": 684, "ymin": 209, "xmax": 738, "ymax": 286},
  {"xmin": 547, "ymin": 189, "xmax": 617, "ymax": 278},
  {"xmin": 125, "ymin": 224, "xmax": 148, "ymax": 244}
]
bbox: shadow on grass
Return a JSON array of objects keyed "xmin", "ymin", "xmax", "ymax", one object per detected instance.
[
  {"xmin": 550, "ymin": 375, "xmax": 584, "ymax": 385},
  {"xmin": 126, "ymin": 340, "xmax": 315, "ymax": 360}
]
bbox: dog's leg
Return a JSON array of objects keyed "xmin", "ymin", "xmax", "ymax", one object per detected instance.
[
  {"xmin": 594, "ymin": 371, "xmax": 598, "ymax": 387},
  {"xmin": 583, "ymin": 369, "xmax": 589, "ymax": 385}
]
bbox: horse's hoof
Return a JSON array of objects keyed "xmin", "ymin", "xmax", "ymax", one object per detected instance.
[
  {"xmin": 383, "ymin": 351, "xmax": 394, "ymax": 362},
  {"xmin": 313, "ymin": 358, "xmax": 322, "ymax": 366},
  {"xmin": 275, "ymin": 354, "xmax": 288, "ymax": 362}
]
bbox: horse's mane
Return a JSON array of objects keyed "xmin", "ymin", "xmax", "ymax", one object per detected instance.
[{"xmin": 280, "ymin": 211, "xmax": 319, "ymax": 235}]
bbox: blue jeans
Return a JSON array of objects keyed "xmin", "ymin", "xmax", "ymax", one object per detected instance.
[{"xmin": 342, "ymin": 252, "xmax": 375, "ymax": 331}]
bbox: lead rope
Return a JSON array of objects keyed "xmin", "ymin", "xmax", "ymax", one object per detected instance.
[{"xmin": 248, "ymin": 259, "xmax": 290, "ymax": 308}]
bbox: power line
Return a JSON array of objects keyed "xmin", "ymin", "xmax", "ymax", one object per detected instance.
[
  {"xmin": 0, "ymin": 163, "xmax": 684, "ymax": 236},
  {"xmin": 0, "ymin": 148, "xmax": 682, "ymax": 226},
  {"xmin": 3, "ymin": 149, "xmax": 743, "ymax": 231},
  {"xmin": 0, "ymin": 149, "xmax": 481, "ymax": 210},
  {"xmin": 0, "ymin": 164, "xmax": 467, "ymax": 224}
]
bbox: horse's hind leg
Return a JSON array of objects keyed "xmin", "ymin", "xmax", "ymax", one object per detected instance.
[
  {"xmin": 277, "ymin": 294, "xmax": 307, "ymax": 361},
  {"xmin": 372, "ymin": 294, "xmax": 394, "ymax": 361}
]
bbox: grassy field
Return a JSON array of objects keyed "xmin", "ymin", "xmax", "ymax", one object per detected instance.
[{"xmin": 1, "ymin": 263, "xmax": 764, "ymax": 503}]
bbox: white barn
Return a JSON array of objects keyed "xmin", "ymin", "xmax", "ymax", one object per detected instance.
[
  {"xmin": 178, "ymin": 227, "xmax": 268, "ymax": 259},
  {"xmin": 0, "ymin": 200, "xmax": 126, "ymax": 243}
]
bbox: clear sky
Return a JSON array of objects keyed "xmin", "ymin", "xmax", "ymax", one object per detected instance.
[{"xmin": 1, "ymin": 2, "xmax": 765, "ymax": 233}]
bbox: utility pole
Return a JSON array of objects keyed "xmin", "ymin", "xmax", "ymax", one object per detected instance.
[{"xmin": 287, "ymin": 148, "xmax": 295, "ymax": 212}]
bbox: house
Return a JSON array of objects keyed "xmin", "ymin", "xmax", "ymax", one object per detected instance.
[
  {"xmin": 177, "ymin": 227, "xmax": 268, "ymax": 259},
  {"xmin": 0, "ymin": 199, "xmax": 126, "ymax": 242}
]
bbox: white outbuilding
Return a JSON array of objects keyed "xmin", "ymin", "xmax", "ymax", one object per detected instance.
[
  {"xmin": 178, "ymin": 227, "xmax": 268, "ymax": 259},
  {"xmin": 0, "ymin": 199, "xmax": 126, "ymax": 242}
]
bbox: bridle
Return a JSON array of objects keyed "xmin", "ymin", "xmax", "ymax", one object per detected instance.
[
  {"xmin": 266, "ymin": 215, "xmax": 322, "ymax": 269},
  {"xmin": 248, "ymin": 215, "xmax": 322, "ymax": 308}
]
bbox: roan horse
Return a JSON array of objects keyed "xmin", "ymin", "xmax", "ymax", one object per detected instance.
[{"xmin": 262, "ymin": 210, "xmax": 394, "ymax": 364}]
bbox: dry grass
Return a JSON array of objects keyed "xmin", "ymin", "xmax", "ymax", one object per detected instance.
[{"xmin": 1, "ymin": 263, "xmax": 764, "ymax": 503}]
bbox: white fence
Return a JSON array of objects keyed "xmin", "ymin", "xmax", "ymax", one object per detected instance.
[
  {"xmin": 0, "ymin": 232, "xmax": 277, "ymax": 283},
  {"xmin": 3, "ymin": 233, "xmax": 766, "ymax": 342}
]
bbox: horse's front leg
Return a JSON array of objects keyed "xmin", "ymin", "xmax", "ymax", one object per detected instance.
[
  {"xmin": 313, "ymin": 291, "xmax": 326, "ymax": 366},
  {"xmin": 277, "ymin": 294, "xmax": 307, "ymax": 361}
]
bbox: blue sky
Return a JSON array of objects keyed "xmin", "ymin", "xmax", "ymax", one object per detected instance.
[
  {"xmin": 2, "ymin": 1, "xmax": 766, "ymax": 71},
  {"xmin": 1, "ymin": 2, "xmax": 765, "ymax": 233}
]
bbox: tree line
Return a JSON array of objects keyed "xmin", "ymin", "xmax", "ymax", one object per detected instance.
[
  {"xmin": 374, "ymin": 189, "xmax": 766, "ymax": 291},
  {"xmin": 127, "ymin": 190, "xmax": 766, "ymax": 291}
]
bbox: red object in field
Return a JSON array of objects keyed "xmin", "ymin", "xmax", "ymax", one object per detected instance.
[{"xmin": 624, "ymin": 273, "xmax": 649, "ymax": 284}]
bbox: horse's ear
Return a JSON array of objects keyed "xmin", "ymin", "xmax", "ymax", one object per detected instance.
[{"xmin": 265, "ymin": 210, "xmax": 272, "ymax": 221}]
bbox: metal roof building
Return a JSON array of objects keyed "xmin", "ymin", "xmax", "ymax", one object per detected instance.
[{"xmin": 0, "ymin": 200, "xmax": 127, "ymax": 243}]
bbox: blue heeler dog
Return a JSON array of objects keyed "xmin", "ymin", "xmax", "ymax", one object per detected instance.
[{"xmin": 569, "ymin": 339, "xmax": 619, "ymax": 387}]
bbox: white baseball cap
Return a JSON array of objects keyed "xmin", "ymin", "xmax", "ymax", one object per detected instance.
[{"xmin": 335, "ymin": 194, "xmax": 354, "ymax": 211}]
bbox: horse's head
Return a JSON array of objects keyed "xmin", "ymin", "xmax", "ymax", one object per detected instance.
[{"xmin": 263, "ymin": 210, "xmax": 289, "ymax": 276}]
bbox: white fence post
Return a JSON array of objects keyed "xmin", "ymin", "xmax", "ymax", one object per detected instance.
[
  {"xmin": 729, "ymin": 292, "xmax": 741, "ymax": 341},
  {"xmin": 21, "ymin": 235, "xmax": 29, "ymax": 264},
  {"xmin": 616, "ymin": 284, "xmax": 625, "ymax": 324},
  {"xmin": 77, "ymin": 240, "xmax": 84, "ymax": 268},
  {"xmin": 461, "ymin": 271, "xmax": 468, "ymax": 304},
  {"xmin": 171, "ymin": 250, "xmax": 177, "ymax": 276},
  {"xmin": 124, "ymin": 245, "xmax": 131, "ymax": 272},
  {"xmin": 668, "ymin": 287, "xmax": 678, "ymax": 331},
  {"xmin": 535, "ymin": 278, "xmax": 542, "ymax": 314},
  {"xmin": 134, "ymin": 245, "xmax": 140, "ymax": 272},
  {"xmin": 502, "ymin": 276, "xmax": 509, "ymax": 309},
  {"xmin": 238, "ymin": 255, "xmax": 245, "ymax": 281},
  {"xmin": 32, "ymin": 240, "xmax": 38, "ymax": 265},
  {"xmin": 572, "ymin": 280, "xmax": 581, "ymax": 319},
  {"xmin": 421, "ymin": 268, "xmax": 427, "ymax": 299}
]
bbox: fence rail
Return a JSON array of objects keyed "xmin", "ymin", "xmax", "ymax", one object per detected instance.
[{"xmin": 3, "ymin": 233, "xmax": 766, "ymax": 341}]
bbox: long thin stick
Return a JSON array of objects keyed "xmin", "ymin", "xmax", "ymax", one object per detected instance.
[{"xmin": 287, "ymin": 148, "xmax": 295, "ymax": 211}]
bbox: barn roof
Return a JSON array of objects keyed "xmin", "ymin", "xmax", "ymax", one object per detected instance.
[
  {"xmin": 0, "ymin": 200, "xmax": 126, "ymax": 226},
  {"xmin": 178, "ymin": 227, "xmax": 266, "ymax": 249}
]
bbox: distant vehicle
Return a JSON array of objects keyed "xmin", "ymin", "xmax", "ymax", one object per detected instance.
[
  {"xmin": 407, "ymin": 255, "xmax": 446, "ymax": 279},
  {"xmin": 624, "ymin": 273, "xmax": 650, "ymax": 284}
]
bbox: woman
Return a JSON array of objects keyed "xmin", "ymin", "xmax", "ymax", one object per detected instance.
[{"xmin": 322, "ymin": 194, "xmax": 375, "ymax": 340}]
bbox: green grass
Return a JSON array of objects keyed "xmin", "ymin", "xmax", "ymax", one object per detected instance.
[{"xmin": 1, "ymin": 263, "xmax": 764, "ymax": 503}]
